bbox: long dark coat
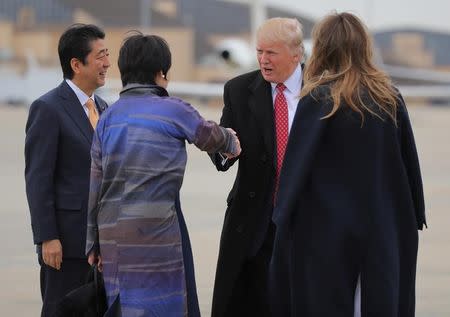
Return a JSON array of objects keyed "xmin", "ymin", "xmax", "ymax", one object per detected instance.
[
  {"xmin": 270, "ymin": 85, "xmax": 426, "ymax": 317},
  {"xmin": 210, "ymin": 70, "xmax": 277, "ymax": 317}
]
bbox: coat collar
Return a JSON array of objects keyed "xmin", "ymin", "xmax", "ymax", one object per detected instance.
[
  {"xmin": 272, "ymin": 89, "xmax": 330, "ymax": 226},
  {"xmin": 120, "ymin": 83, "xmax": 169, "ymax": 97}
]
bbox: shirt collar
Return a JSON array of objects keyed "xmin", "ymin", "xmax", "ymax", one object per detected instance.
[
  {"xmin": 270, "ymin": 63, "xmax": 302, "ymax": 96},
  {"xmin": 65, "ymin": 79, "xmax": 95, "ymax": 106}
]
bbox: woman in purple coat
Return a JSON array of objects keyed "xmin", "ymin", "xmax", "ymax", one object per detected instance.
[{"xmin": 86, "ymin": 33, "xmax": 240, "ymax": 316}]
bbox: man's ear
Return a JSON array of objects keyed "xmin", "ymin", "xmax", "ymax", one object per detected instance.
[
  {"xmin": 70, "ymin": 57, "xmax": 81, "ymax": 75},
  {"xmin": 293, "ymin": 50, "xmax": 302, "ymax": 64}
]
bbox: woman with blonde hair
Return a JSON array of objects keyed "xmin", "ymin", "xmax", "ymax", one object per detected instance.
[{"xmin": 270, "ymin": 12, "xmax": 425, "ymax": 317}]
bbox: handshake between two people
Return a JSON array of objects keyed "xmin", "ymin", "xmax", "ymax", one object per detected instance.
[{"xmin": 224, "ymin": 127, "xmax": 241, "ymax": 159}]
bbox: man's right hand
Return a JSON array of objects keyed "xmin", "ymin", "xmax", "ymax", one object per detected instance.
[
  {"xmin": 42, "ymin": 239, "xmax": 62, "ymax": 270},
  {"xmin": 225, "ymin": 127, "xmax": 241, "ymax": 158}
]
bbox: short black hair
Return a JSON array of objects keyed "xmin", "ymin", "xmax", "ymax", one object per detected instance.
[
  {"xmin": 118, "ymin": 32, "xmax": 172, "ymax": 86},
  {"xmin": 58, "ymin": 24, "xmax": 105, "ymax": 79}
]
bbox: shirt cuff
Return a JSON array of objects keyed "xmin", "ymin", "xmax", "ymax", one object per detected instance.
[{"xmin": 219, "ymin": 153, "xmax": 228, "ymax": 166}]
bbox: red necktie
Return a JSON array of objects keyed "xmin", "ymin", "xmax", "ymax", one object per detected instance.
[{"xmin": 274, "ymin": 83, "xmax": 289, "ymax": 201}]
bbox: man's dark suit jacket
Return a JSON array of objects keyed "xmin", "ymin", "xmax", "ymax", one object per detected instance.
[
  {"xmin": 210, "ymin": 70, "xmax": 277, "ymax": 317},
  {"xmin": 25, "ymin": 81, "xmax": 108, "ymax": 259},
  {"xmin": 270, "ymin": 85, "xmax": 426, "ymax": 317}
]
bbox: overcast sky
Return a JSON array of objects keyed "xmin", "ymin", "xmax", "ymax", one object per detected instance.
[{"xmin": 265, "ymin": 0, "xmax": 450, "ymax": 33}]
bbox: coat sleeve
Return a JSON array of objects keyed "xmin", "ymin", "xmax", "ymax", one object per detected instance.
[
  {"xmin": 397, "ymin": 96, "xmax": 426, "ymax": 229},
  {"xmin": 25, "ymin": 99, "xmax": 60, "ymax": 244},
  {"xmin": 209, "ymin": 80, "xmax": 239, "ymax": 171},
  {"xmin": 86, "ymin": 122, "xmax": 104, "ymax": 255},
  {"xmin": 167, "ymin": 97, "xmax": 239, "ymax": 155}
]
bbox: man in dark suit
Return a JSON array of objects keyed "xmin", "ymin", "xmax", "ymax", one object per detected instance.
[
  {"xmin": 25, "ymin": 24, "xmax": 110, "ymax": 316},
  {"xmin": 210, "ymin": 17, "xmax": 305, "ymax": 317}
]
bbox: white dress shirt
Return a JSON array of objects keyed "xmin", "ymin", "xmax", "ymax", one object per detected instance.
[
  {"xmin": 65, "ymin": 79, "xmax": 95, "ymax": 118},
  {"xmin": 271, "ymin": 63, "xmax": 302, "ymax": 132}
]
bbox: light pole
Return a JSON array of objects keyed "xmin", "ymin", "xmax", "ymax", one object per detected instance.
[
  {"xmin": 140, "ymin": 0, "xmax": 151, "ymax": 28},
  {"xmin": 250, "ymin": 0, "xmax": 266, "ymax": 47},
  {"xmin": 364, "ymin": 0, "xmax": 374, "ymax": 27}
]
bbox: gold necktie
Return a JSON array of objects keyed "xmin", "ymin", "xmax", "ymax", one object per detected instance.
[{"xmin": 85, "ymin": 98, "xmax": 99, "ymax": 129}]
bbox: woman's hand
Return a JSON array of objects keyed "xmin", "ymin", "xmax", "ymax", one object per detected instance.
[{"xmin": 88, "ymin": 251, "xmax": 103, "ymax": 272}]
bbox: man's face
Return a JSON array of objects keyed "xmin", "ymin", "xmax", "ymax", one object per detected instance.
[
  {"xmin": 256, "ymin": 39, "xmax": 300, "ymax": 84},
  {"xmin": 77, "ymin": 39, "xmax": 110, "ymax": 91}
]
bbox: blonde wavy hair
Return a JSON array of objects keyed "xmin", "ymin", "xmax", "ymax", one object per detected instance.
[{"xmin": 301, "ymin": 12, "xmax": 398, "ymax": 124}]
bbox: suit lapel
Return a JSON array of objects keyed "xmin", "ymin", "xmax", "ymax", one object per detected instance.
[
  {"xmin": 248, "ymin": 73, "xmax": 275, "ymax": 168},
  {"xmin": 58, "ymin": 81, "xmax": 94, "ymax": 145},
  {"xmin": 94, "ymin": 95, "xmax": 108, "ymax": 114}
]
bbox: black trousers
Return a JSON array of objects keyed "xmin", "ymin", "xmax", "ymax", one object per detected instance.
[
  {"xmin": 225, "ymin": 223, "xmax": 275, "ymax": 317},
  {"xmin": 39, "ymin": 256, "xmax": 90, "ymax": 317}
]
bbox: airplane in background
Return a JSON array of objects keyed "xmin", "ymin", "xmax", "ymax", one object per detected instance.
[
  {"xmin": 100, "ymin": 34, "xmax": 450, "ymax": 103},
  {"xmin": 0, "ymin": 53, "xmax": 63, "ymax": 106},
  {"xmin": 2, "ymin": 38, "xmax": 450, "ymax": 107},
  {"xmin": 206, "ymin": 0, "xmax": 450, "ymax": 100},
  {"xmin": 206, "ymin": 36, "xmax": 450, "ymax": 99},
  {"xmin": 1, "ymin": 0, "xmax": 450, "ymax": 105},
  {"xmin": 0, "ymin": 53, "xmax": 226, "ymax": 106},
  {"xmin": 152, "ymin": 0, "xmax": 450, "ymax": 102}
]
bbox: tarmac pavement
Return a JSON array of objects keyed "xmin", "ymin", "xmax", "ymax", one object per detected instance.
[{"xmin": 0, "ymin": 103, "xmax": 448, "ymax": 316}]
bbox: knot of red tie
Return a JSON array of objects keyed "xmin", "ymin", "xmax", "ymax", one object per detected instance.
[{"xmin": 276, "ymin": 83, "xmax": 286, "ymax": 93}]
